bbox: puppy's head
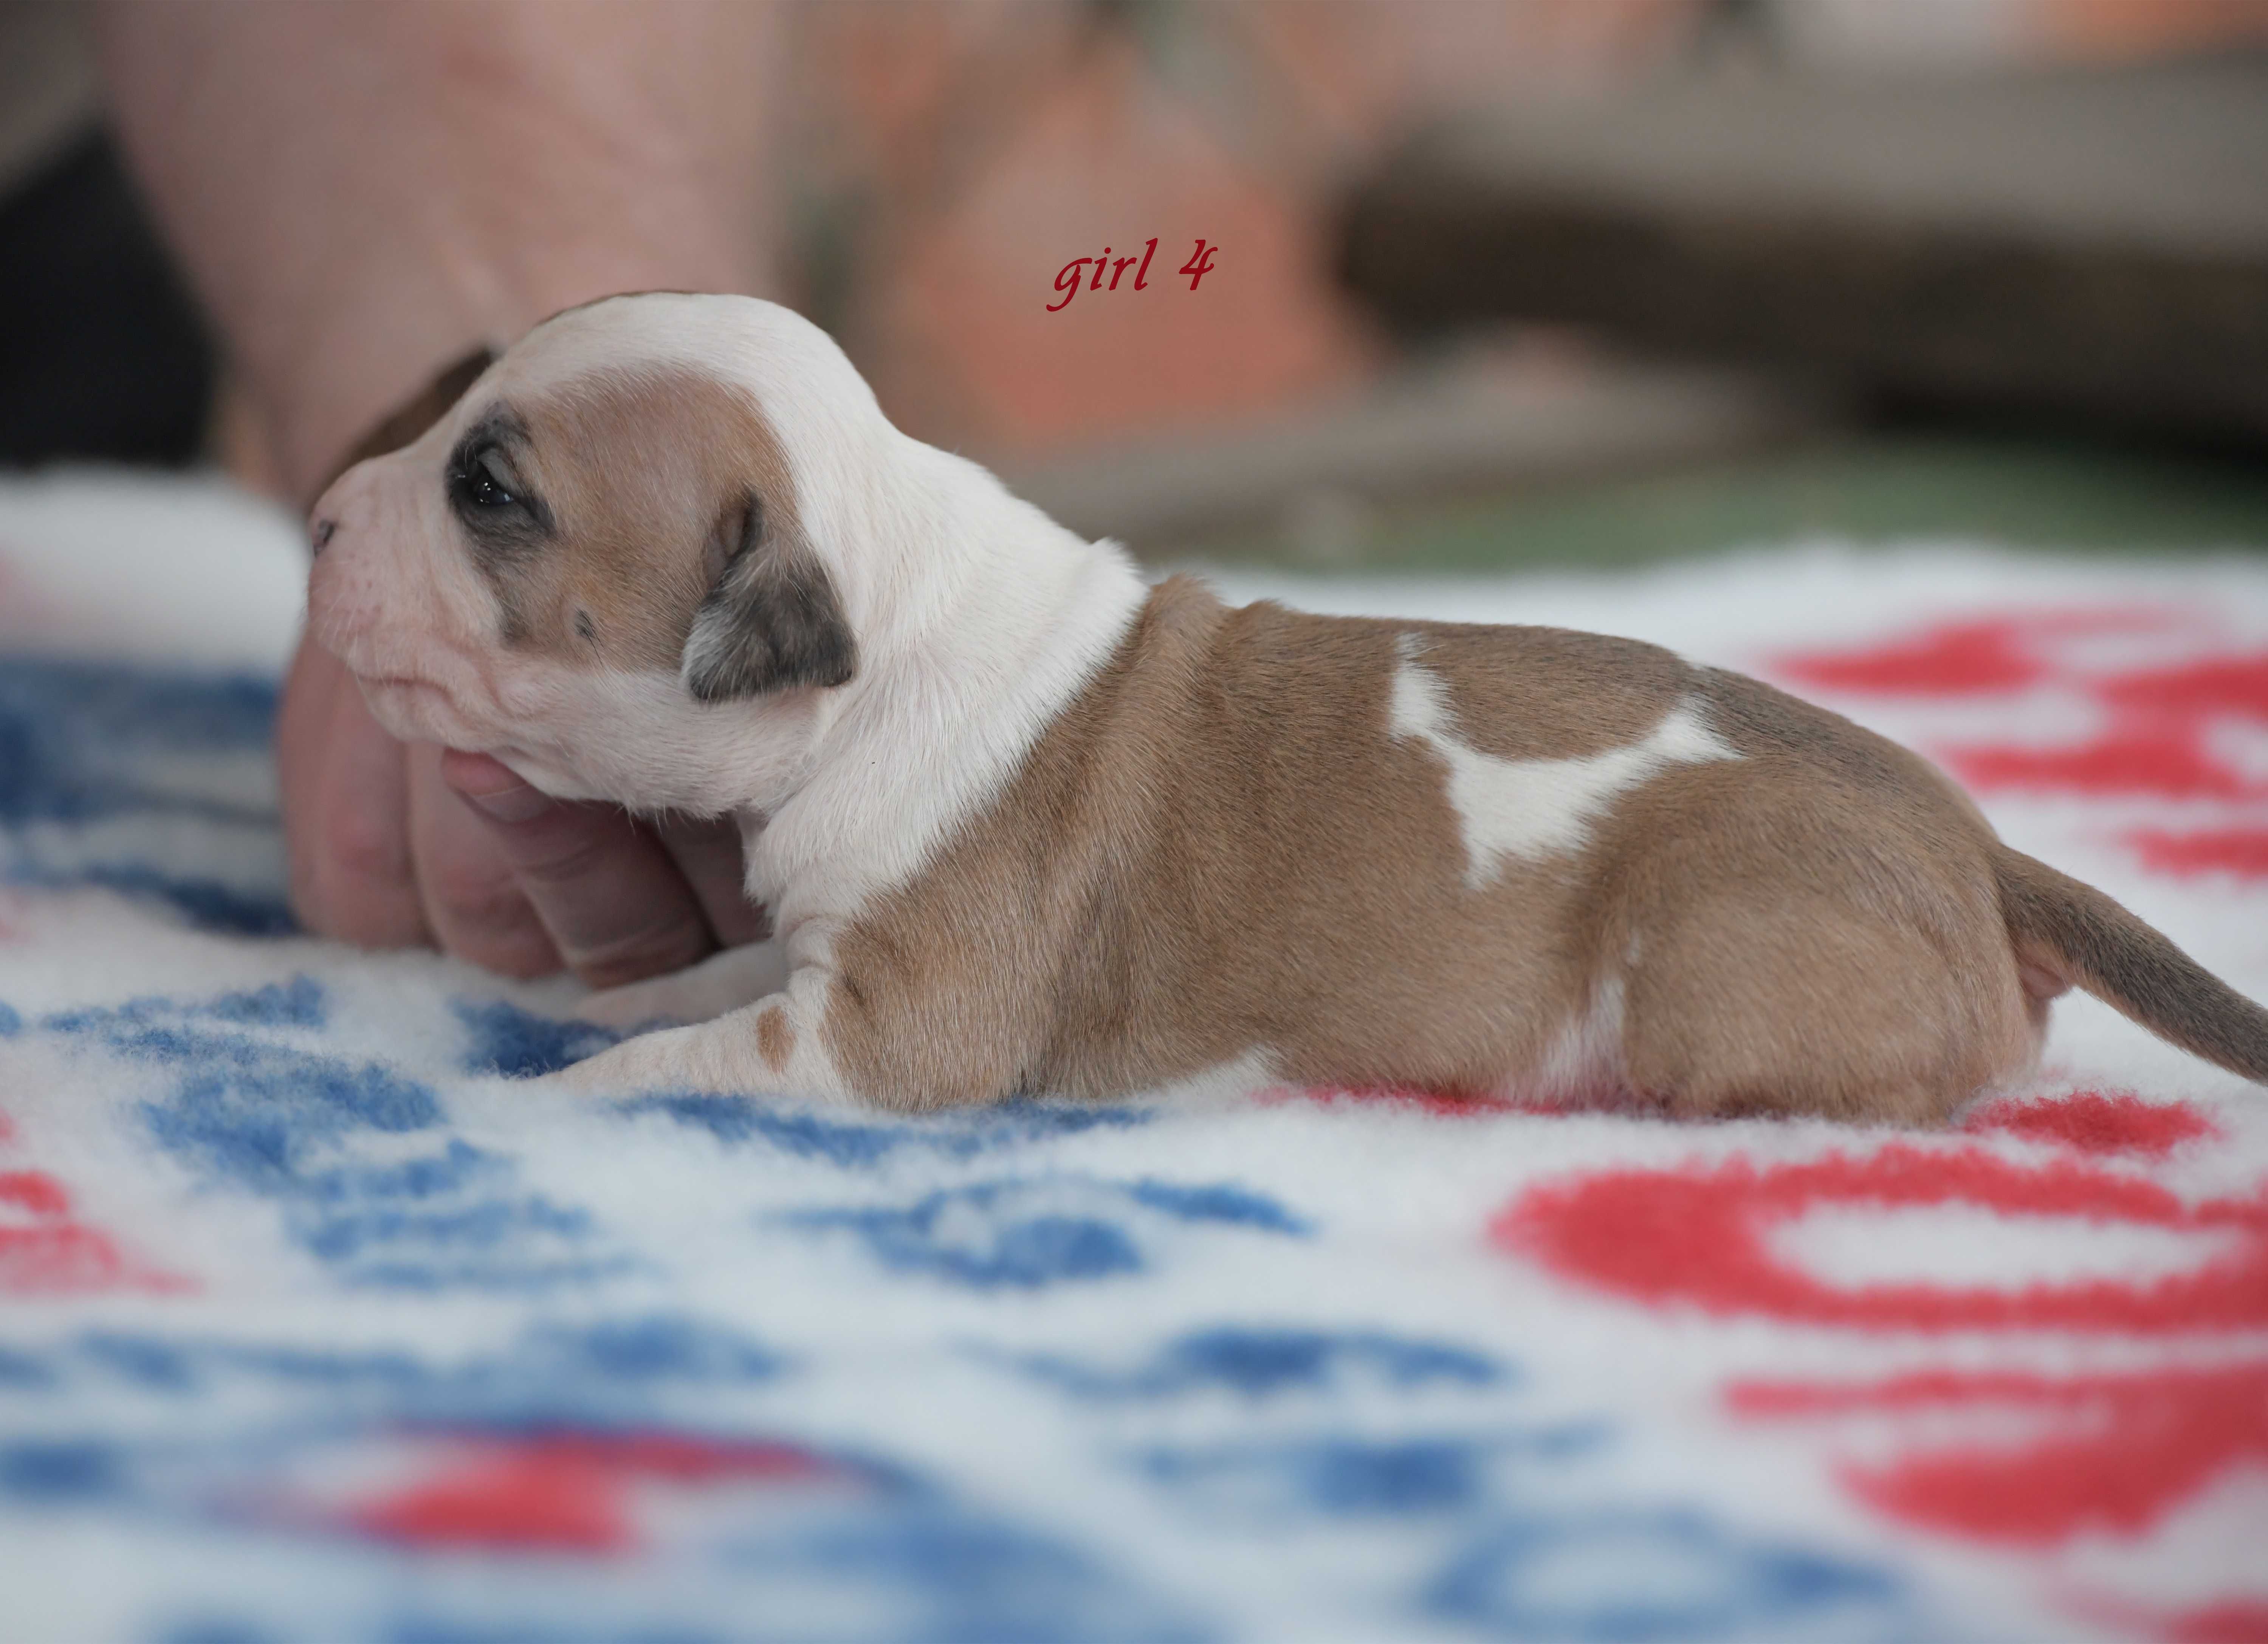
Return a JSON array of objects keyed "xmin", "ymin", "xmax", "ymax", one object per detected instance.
[{"xmin": 307, "ymin": 294, "xmax": 874, "ymax": 813}]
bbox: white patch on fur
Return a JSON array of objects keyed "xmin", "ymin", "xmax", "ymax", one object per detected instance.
[
  {"xmin": 1145, "ymin": 1047, "xmax": 1281, "ymax": 1109},
  {"xmin": 1517, "ymin": 977, "xmax": 1627, "ymax": 1103},
  {"xmin": 1390, "ymin": 637, "xmax": 1739, "ymax": 887},
  {"xmin": 749, "ymin": 485, "xmax": 1147, "ymax": 943}
]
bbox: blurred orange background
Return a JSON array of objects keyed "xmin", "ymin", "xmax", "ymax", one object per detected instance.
[{"xmin": 775, "ymin": 0, "xmax": 2268, "ymax": 465}]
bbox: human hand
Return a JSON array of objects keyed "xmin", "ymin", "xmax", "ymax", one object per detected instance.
[
  {"xmin": 277, "ymin": 634, "xmax": 767, "ymax": 987},
  {"xmin": 98, "ymin": 0, "xmax": 785, "ymax": 983}
]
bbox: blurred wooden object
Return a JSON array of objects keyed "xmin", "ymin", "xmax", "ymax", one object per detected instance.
[
  {"xmin": 1003, "ymin": 342, "xmax": 1822, "ymax": 555},
  {"xmin": 1340, "ymin": 55, "xmax": 2268, "ymax": 444}
]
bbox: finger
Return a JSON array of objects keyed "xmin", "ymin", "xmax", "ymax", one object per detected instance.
[
  {"xmin": 405, "ymin": 744, "xmax": 567, "ymax": 979},
  {"xmin": 652, "ymin": 812, "xmax": 769, "ymax": 946},
  {"xmin": 439, "ymin": 749, "xmax": 716, "ymax": 989},
  {"xmin": 277, "ymin": 637, "xmax": 432, "ymax": 947},
  {"xmin": 275, "ymin": 634, "xmax": 340, "ymax": 928}
]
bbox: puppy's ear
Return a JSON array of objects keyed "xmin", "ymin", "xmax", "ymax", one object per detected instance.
[{"xmin": 681, "ymin": 492, "xmax": 857, "ymax": 701}]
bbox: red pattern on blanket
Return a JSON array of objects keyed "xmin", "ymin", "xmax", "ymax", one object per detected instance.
[
  {"xmin": 1485, "ymin": 603, "xmax": 2268, "ymax": 1642},
  {"xmin": 1778, "ymin": 610, "xmax": 2268, "ymax": 865},
  {"xmin": 331, "ymin": 1431, "xmax": 840, "ymax": 1555},
  {"xmin": 0, "ymin": 1112, "xmax": 192, "ymax": 1295}
]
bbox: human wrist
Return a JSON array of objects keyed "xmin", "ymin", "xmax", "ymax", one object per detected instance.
[{"xmin": 97, "ymin": 0, "xmax": 783, "ymax": 507}]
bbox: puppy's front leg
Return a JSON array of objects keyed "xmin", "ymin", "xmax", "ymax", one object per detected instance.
[
  {"xmin": 577, "ymin": 940, "xmax": 790, "ymax": 1030},
  {"xmin": 550, "ymin": 967, "xmax": 851, "ymax": 1103}
]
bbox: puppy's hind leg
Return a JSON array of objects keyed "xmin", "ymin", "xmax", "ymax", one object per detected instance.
[{"xmin": 1619, "ymin": 892, "xmax": 2031, "ymax": 1126}]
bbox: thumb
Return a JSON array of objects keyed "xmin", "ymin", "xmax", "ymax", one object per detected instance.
[{"xmin": 438, "ymin": 749, "xmax": 716, "ymax": 989}]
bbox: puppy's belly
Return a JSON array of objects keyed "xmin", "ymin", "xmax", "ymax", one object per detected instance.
[{"xmin": 1247, "ymin": 980, "xmax": 1624, "ymax": 1108}]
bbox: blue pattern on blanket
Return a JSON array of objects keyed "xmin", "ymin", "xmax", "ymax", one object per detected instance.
[
  {"xmin": 0, "ymin": 1302, "xmax": 1916, "ymax": 1644},
  {"xmin": 0, "ymin": 626, "xmax": 1943, "ymax": 1644},
  {"xmin": 1005, "ymin": 1327, "xmax": 1507, "ymax": 1399},
  {"xmin": 0, "ymin": 658, "xmax": 291, "ymax": 932},
  {"xmin": 786, "ymin": 1175, "xmax": 1307, "ymax": 1288},
  {"xmin": 0, "ymin": 658, "xmax": 275, "ymax": 821},
  {"xmin": 1136, "ymin": 1430, "xmax": 1608, "ymax": 1518},
  {"xmin": 629, "ymin": 1089, "xmax": 1153, "ymax": 1163},
  {"xmin": 0, "ymin": 1313, "xmax": 784, "ymax": 1414},
  {"xmin": 3, "ymin": 966, "xmax": 1930, "ymax": 1641},
  {"xmin": 41, "ymin": 980, "xmax": 637, "ymax": 1291},
  {"xmin": 1425, "ymin": 1511, "xmax": 1903, "ymax": 1641},
  {"xmin": 456, "ymin": 997, "xmax": 624, "ymax": 1076},
  {"xmin": 0, "ymin": 1324, "xmax": 1209, "ymax": 1644}
]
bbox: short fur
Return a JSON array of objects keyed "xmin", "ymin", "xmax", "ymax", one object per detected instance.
[
  {"xmin": 1997, "ymin": 851, "xmax": 2268, "ymax": 1081},
  {"xmin": 304, "ymin": 293, "xmax": 2268, "ymax": 1123},
  {"xmin": 818, "ymin": 580, "xmax": 2052, "ymax": 1123}
]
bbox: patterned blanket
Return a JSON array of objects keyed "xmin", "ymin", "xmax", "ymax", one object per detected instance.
[{"xmin": 2, "ymin": 472, "xmax": 2263, "ymax": 1644}]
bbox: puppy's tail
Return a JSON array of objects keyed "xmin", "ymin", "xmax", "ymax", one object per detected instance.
[{"xmin": 1996, "ymin": 847, "xmax": 2268, "ymax": 1084}]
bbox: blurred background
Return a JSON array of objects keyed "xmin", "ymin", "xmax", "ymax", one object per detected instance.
[{"xmin": 4, "ymin": 0, "xmax": 2266, "ymax": 572}]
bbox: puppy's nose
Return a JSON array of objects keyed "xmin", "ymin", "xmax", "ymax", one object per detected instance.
[{"xmin": 311, "ymin": 517, "xmax": 338, "ymax": 555}]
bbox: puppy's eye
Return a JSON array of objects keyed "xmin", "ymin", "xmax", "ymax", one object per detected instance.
[{"xmin": 451, "ymin": 448, "xmax": 521, "ymax": 511}]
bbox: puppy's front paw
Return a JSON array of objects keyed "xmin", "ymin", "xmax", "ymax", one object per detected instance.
[
  {"xmin": 574, "ymin": 941, "xmax": 792, "ymax": 1033},
  {"xmin": 545, "ymin": 1017, "xmax": 789, "ymax": 1100},
  {"xmin": 575, "ymin": 978, "xmax": 695, "ymax": 1032}
]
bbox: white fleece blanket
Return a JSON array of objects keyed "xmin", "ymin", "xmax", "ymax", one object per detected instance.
[{"xmin": 1, "ymin": 471, "xmax": 2264, "ymax": 1644}]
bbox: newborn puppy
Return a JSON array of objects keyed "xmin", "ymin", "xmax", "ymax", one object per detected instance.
[{"xmin": 307, "ymin": 293, "xmax": 2268, "ymax": 1122}]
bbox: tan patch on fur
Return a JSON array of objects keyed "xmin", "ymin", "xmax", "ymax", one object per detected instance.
[
  {"xmin": 1588, "ymin": 670, "xmax": 2040, "ymax": 1122},
  {"xmin": 756, "ymin": 1003, "xmax": 795, "ymax": 1075},
  {"xmin": 1402, "ymin": 620, "xmax": 1692, "ymax": 762},
  {"xmin": 818, "ymin": 578, "xmax": 2046, "ymax": 1122},
  {"xmin": 482, "ymin": 369, "xmax": 809, "ymax": 670}
]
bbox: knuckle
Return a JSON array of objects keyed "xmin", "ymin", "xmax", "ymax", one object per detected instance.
[
  {"xmin": 507, "ymin": 831, "xmax": 615, "ymax": 890},
  {"xmin": 284, "ymin": 850, "xmax": 327, "ymax": 935},
  {"xmin": 423, "ymin": 872, "xmax": 562, "ymax": 979},
  {"xmin": 290, "ymin": 808, "xmax": 426, "ymax": 948},
  {"xmin": 319, "ymin": 799, "xmax": 414, "ymax": 889},
  {"xmin": 422, "ymin": 852, "xmax": 534, "ymax": 934},
  {"xmin": 281, "ymin": 807, "xmax": 328, "ymax": 929}
]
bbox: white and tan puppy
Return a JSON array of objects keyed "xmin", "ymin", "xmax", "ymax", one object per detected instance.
[{"xmin": 307, "ymin": 292, "xmax": 2268, "ymax": 1123}]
